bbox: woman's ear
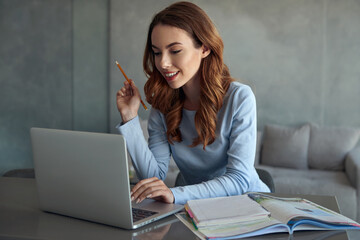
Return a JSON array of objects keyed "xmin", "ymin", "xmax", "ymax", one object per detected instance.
[{"xmin": 201, "ymin": 45, "xmax": 211, "ymax": 58}]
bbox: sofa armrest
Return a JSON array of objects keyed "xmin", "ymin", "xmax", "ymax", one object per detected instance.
[
  {"xmin": 345, "ymin": 147, "xmax": 360, "ymax": 188},
  {"xmin": 345, "ymin": 147, "xmax": 360, "ymax": 221}
]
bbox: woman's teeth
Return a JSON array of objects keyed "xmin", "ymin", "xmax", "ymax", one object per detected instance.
[{"xmin": 165, "ymin": 72, "xmax": 178, "ymax": 77}]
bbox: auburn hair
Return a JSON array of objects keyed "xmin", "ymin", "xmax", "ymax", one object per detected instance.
[{"xmin": 143, "ymin": 1, "xmax": 233, "ymax": 149}]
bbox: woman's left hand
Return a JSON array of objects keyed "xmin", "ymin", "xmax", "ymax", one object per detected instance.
[{"xmin": 131, "ymin": 177, "xmax": 174, "ymax": 204}]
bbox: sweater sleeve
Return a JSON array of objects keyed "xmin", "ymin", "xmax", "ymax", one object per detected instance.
[
  {"xmin": 170, "ymin": 86, "xmax": 266, "ymax": 204},
  {"xmin": 116, "ymin": 111, "xmax": 172, "ymax": 181}
]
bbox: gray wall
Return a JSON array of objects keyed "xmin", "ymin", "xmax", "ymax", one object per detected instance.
[
  {"xmin": 0, "ymin": 0, "xmax": 108, "ymax": 175},
  {"xmin": 1, "ymin": 0, "xmax": 360, "ymax": 175},
  {"xmin": 109, "ymin": 0, "xmax": 360, "ymax": 130}
]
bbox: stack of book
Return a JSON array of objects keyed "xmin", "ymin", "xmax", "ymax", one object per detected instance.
[{"xmin": 176, "ymin": 193, "xmax": 360, "ymax": 239}]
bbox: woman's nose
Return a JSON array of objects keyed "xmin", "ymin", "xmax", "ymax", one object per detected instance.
[{"xmin": 160, "ymin": 53, "xmax": 171, "ymax": 69}]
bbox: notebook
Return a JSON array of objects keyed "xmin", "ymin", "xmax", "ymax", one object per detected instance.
[{"xmin": 30, "ymin": 127, "xmax": 183, "ymax": 229}]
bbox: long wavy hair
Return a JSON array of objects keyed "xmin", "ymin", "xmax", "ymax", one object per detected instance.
[{"xmin": 143, "ymin": 1, "xmax": 233, "ymax": 150}]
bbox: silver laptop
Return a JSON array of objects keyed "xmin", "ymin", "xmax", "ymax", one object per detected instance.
[{"xmin": 30, "ymin": 127, "xmax": 183, "ymax": 229}]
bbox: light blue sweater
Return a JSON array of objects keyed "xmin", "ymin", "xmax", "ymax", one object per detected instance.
[{"xmin": 116, "ymin": 82, "xmax": 269, "ymax": 204}]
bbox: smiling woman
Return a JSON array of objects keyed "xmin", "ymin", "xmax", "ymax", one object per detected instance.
[
  {"xmin": 151, "ymin": 24, "xmax": 209, "ymax": 96},
  {"xmin": 115, "ymin": 1, "xmax": 270, "ymax": 205},
  {"xmin": 143, "ymin": 2, "xmax": 228, "ymax": 148}
]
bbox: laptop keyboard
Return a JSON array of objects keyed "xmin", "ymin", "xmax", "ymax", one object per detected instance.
[{"xmin": 132, "ymin": 208, "xmax": 158, "ymax": 222}]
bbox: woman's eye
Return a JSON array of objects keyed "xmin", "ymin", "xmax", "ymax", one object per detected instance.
[
  {"xmin": 153, "ymin": 52, "xmax": 161, "ymax": 56},
  {"xmin": 172, "ymin": 50, "xmax": 182, "ymax": 54}
]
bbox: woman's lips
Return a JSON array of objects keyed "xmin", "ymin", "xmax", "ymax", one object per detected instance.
[{"xmin": 164, "ymin": 71, "xmax": 179, "ymax": 81}]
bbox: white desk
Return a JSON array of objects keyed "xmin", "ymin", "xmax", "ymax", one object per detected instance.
[{"xmin": 0, "ymin": 177, "xmax": 358, "ymax": 240}]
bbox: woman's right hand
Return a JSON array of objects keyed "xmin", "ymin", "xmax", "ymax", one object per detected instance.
[{"xmin": 116, "ymin": 80, "xmax": 141, "ymax": 123}]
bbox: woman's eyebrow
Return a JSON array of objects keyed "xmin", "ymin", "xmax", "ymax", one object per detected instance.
[{"xmin": 152, "ymin": 42, "xmax": 182, "ymax": 49}]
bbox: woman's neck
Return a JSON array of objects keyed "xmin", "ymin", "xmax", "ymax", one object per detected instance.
[{"xmin": 182, "ymin": 77, "xmax": 200, "ymax": 111}]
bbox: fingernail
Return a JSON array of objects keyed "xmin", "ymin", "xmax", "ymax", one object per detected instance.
[
  {"xmin": 131, "ymin": 196, "xmax": 134, "ymax": 201},
  {"xmin": 146, "ymin": 194, "xmax": 152, "ymax": 198},
  {"xmin": 136, "ymin": 198, "xmax": 140, "ymax": 204}
]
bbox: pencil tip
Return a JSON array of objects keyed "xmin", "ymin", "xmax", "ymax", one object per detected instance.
[{"xmin": 115, "ymin": 60, "xmax": 118, "ymax": 64}]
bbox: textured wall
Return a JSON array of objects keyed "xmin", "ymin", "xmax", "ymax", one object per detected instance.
[
  {"xmin": 0, "ymin": 0, "xmax": 72, "ymax": 175},
  {"xmin": 0, "ymin": 0, "xmax": 108, "ymax": 175},
  {"xmin": 73, "ymin": 0, "xmax": 109, "ymax": 132},
  {"xmin": 1, "ymin": 0, "xmax": 359, "ymax": 175},
  {"xmin": 109, "ymin": 0, "xmax": 360, "ymax": 131}
]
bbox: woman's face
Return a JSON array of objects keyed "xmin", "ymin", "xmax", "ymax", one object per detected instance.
[{"xmin": 151, "ymin": 24, "xmax": 210, "ymax": 89}]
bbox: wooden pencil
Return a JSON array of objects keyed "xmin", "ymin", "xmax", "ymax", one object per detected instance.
[{"xmin": 115, "ymin": 61, "xmax": 148, "ymax": 110}]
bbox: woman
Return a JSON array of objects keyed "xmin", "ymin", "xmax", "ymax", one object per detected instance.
[{"xmin": 116, "ymin": 1, "xmax": 269, "ymax": 205}]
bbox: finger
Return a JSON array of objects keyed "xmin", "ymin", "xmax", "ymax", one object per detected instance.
[
  {"xmin": 123, "ymin": 80, "xmax": 134, "ymax": 96},
  {"xmin": 131, "ymin": 182, "xmax": 156, "ymax": 202},
  {"xmin": 138, "ymin": 184, "xmax": 174, "ymax": 204},
  {"xmin": 131, "ymin": 177, "xmax": 158, "ymax": 194},
  {"xmin": 131, "ymin": 177, "xmax": 160, "ymax": 201},
  {"xmin": 117, "ymin": 86, "xmax": 127, "ymax": 96},
  {"xmin": 124, "ymin": 80, "xmax": 131, "ymax": 89},
  {"xmin": 136, "ymin": 186, "xmax": 160, "ymax": 203},
  {"xmin": 147, "ymin": 189, "xmax": 171, "ymax": 202},
  {"xmin": 136, "ymin": 184, "xmax": 166, "ymax": 203},
  {"xmin": 128, "ymin": 79, "xmax": 134, "ymax": 95},
  {"xmin": 116, "ymin": 90, "xmax": 124, "ymax": 97},
  {"xmin": 121, "ymin": 87, "xmax": 128, "ymax": 96},
  {"xmin": 126, "ymin": 86, "xmax": 133, "ymax": 96},
  {"xmin": 129, "ymin": 80, "xmax": 140, "ymax": 97}
]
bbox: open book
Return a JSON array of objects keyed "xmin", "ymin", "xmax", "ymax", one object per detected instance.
[
  {"xmin": 177, "ymin": 193, "xmax": 360, "ymax": 239},
  {"xmin": 184, "ymin": 194, "xmax": 271, "ymax": 228}
]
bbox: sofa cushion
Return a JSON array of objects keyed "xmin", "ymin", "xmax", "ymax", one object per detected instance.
[
  {"xmin": 258, "ymin": 165, "xmax": 357, "ymax": 220},
  {"xmin": 308, "ymin": 125, "xmax": 360, "ymax": 171},
  {"xmin": 261, "ymin": 124, "xmax": 310, "ymax": 169}
]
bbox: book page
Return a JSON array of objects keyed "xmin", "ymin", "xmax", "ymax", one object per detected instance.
[
  {"xmin": 248, "ymin": 193, "xmax": 360, "ymax": 227},
  {"xmin": 198, "ymin": 217, "xmax": 289, "ymax": 239},
  {"xmin": 176, "ymin": 212, "xmax": 289, "ymax": 239},
  {"xmin": 186, "ymin": 194, "xmax": 270, "ymax": 227}
]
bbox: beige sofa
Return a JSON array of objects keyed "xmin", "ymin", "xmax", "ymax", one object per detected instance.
[{"xmin": 255, "ymin": 123, "xmax": 360, "ymax": 221}]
